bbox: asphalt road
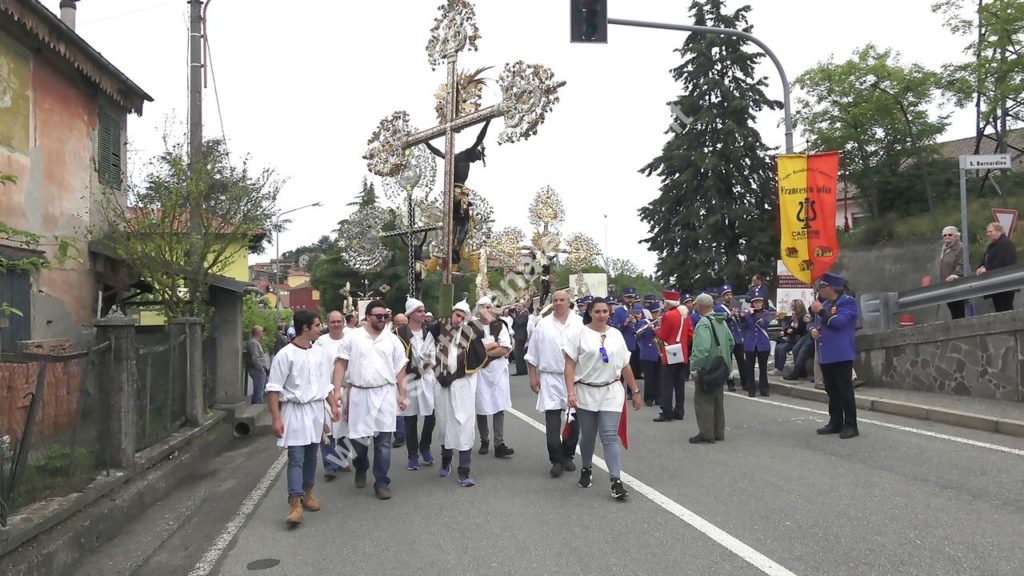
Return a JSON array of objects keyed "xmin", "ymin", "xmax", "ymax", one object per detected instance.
[{"xmin": 76, "ymin": 373, "xmax": 1024, "ymax": 576}]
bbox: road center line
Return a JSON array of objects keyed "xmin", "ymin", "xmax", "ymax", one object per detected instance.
[
  {"xmin": 187, "ymin": 451, "xmax": 288, "ymax": 576},
  {"xmin": 507, "ymin": 407, "xmax": 799, "ymax": 576},
  {"xmin": 736, "ymin": 394, "xmax": 1024, "ymax": 457}
]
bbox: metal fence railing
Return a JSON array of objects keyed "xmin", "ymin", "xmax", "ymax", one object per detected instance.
[
  {"xmin": 135, "ymin": 330, "xmax": 188, "ymax": 452},
  {"xmin": 0, "ymin": 342, "xmax": 105, "ymax": 526}
]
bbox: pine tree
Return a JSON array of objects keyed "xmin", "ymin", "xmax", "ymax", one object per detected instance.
[
  {"xmin": 348, "ymin": 176, "xmax": 377, "ymax": 208},
  {"xmin": 639, "ymin": 0, "xmax": 780, "ymax": 293}
]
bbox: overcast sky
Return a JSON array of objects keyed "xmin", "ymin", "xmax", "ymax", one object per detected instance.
[{"xmin": 44, "ymin": 0, "xmax": 974, "ymax": 274}]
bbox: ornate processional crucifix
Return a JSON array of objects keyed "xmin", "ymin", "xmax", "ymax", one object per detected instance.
[{"xmin": 364, "ymin": 0, "xmax": 564, "ymax": 312}]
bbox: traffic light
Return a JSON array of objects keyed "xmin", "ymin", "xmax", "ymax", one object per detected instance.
[{"xmin": 570, "ymin": 0, "xmax": 607, "ymax": 43}]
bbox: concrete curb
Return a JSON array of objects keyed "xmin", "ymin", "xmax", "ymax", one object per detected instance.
[
  {"xmin": 0, "ymin": 411, "xmax": 232, "ymax": 576},
  {"xmin": 767, "ymin": 380, "xmax": 1024, "ymax": 439}
]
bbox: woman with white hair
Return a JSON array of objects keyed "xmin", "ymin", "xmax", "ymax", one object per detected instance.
[
  {"xmin": 939, "ymin": 225, "xmax": 966, "ymax": 319},
  {"xmin": 474, "ymin": 297, "xmax": 515, "ymax": 458}
]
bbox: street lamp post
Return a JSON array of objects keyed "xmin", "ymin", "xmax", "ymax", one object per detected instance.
[{"xmin": 274, "ymin": 201, "xmax": 323, "ymax": 288}]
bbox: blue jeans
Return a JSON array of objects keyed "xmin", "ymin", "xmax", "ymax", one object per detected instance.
[
  {"xmin": 248, "ymin": 367, "xmax": 267, "ymax": 404},
  {"xmin": 774, "ymin": 340, "xmax": 796, "ymax": 371},
  {"xmin": 286, "ymin": 444, "xmax": 319, "ymax": 498},
  {"xmin": 321, "ymin": 436, "xmax": 350, "ymax": 472},
  {"xmin": 352, "ymin": 432, "xmax": 392, "ymax": 488},
  {"xmin": 576, "ymin": 409, "xmax": 622, "ymax": 481}
]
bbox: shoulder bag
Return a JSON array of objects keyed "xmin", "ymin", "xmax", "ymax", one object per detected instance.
[{"xmin": 663, "ymin": 311, "xmax": 687, "ymax": 365}]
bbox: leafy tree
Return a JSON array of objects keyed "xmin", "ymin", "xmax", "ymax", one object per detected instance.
[
  {"xmin": 281, "ymin": 235, "xmax": 335, "ymax": 272},
  {"xmin": 933, "ymin": 0, "xmax": 1024, "ymax": 196},
  {"xmin": 98, "ymin": 137, "xmax": 281, "ymax": 318},
  {"xmin": 794, "ymin": 45, "xmax": 949, "ymax": 215},
  {"xmin": 241, "ymin": 293, "xmax": 291, "ymax": 355},
  {"xmin": 639, "ymin": 0, "xmax": 780, "ymax": 290}
]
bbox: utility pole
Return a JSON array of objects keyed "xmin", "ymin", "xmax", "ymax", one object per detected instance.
[{"xmin": 187, "ymin": 0, "xmax": 204, "ymax": 313}]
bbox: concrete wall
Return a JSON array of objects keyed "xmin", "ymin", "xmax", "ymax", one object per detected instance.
[
  {"xmin": 0, "ymin": 30, "xmax": 130, "ymax": 347},
  {"xmin": 855, "ymin": 309, "xmax": 1024, "ymax": 402}
]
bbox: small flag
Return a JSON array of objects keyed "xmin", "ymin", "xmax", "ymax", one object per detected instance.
[
  {"xmin": 618, "ymin": 400, "xmax": 629, "ymax": 450},
  {"xmin": 562, "ymin": 407, "xmax": 576, "ymax": 441}
]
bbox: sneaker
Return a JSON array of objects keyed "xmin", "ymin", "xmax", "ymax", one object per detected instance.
[
  {"xmin": 578, "ymin": 466, "xmax": 593, "ymax": 488},
  {"xmin": 324, "ymin": 469, "xmax": 338, "ymax": 481},
  {"xmin": 611, "ymin": 479, "xmax": 628, "ymax": 500},
  {"xmin": 354, "ymin": 470, "xmax": 367, "ymax": 489},
  {"xmin": 458, "ymin": 475, "xmax": 476, "ymax": 488},
  {"xmin": 438, "ymin": 466, "xmax": 451, "ymax": 478},
  {"xmin": 563, "ymin": 459, "xmax": 576, "ymax": 472},
  {"xmin": 550, "ymin": 461, "xmax": 564, "ymax": 478},
  {"xmin": 407, "ymin": 457, "xmax": 420, "ymax": 471},
  {"xmin": 478, "ymin": 441, "xmax": 489, "ymax": 455},
  {"xmin": 375, "ymin": 485, "xmax": 392, "ymax": 500},
  {"xmin": 494, "ymin": 444, "xmax": 514, "ymax": 458},
  {"xmin": 420, "ymin": 449, "xmax": 435, "ymax": 466}
]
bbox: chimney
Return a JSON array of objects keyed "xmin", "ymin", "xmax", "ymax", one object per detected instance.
[{"xmin": 59, "ymin": 0, "xmax": 78, "ymax": 31}]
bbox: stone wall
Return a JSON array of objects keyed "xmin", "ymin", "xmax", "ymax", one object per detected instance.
[{"xmin": 855, "ymin": 309, "xmax": 1024, "ymax": 402}]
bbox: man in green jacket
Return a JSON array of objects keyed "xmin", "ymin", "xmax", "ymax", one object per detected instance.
[{"xmin": 689, "ymin": 293, "xmax": 735, "ymax": 444}]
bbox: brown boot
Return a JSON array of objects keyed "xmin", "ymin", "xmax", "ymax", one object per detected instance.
[
  {"xmin": 302, "ymin": 487, "xmax": 321, "ymax": 511},
  {"xmin": 286, "ymin": 496, "xmax": 303, "ymax": 526}
]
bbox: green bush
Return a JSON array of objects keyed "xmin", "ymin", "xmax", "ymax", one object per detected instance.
[{"xmin": 241, "ymin": 294, "xmax": 291, "ymax": 355}]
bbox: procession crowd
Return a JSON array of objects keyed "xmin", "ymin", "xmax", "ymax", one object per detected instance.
[{"xmin": 254, "ymin": 268, "xmax": 860, "ymax": 526}]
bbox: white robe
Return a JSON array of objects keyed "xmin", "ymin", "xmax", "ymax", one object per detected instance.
[
  {"xmin": 475, "ymin": 322, "xmax": 513, "ymax": 415},
  {"xmin": 399, "ymin": 327, "xmax": 436, "ymax": 417},
  {"xmin": 266, "ymin": 342, "xmax": 333, "ymax": 448},
  {"xmin": 563, "ymin": 326, "xmax": 629, "ymax": 413},
  {"xmin": 525, "ymin": 313, "xmax": 583, "ymax": 412},
  {"xmin": 434, "ymin": 375, "xmax": 478, "ymax": 451},
  {"xmin": 315, "ymin": 333, "xmax": 349, "ymax": 439},
  {"xmin": 338, "ymin": 328, "xmax": 407, "ymax": 440}
]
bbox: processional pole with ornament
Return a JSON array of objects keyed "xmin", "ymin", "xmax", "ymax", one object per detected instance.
[
  {"xmin": 379, "ymin": 144, "xmax": 439, "ymax": 299},
  {"xmin": 363, "ymin": 0, "xmax": 565, "ymax": 315}
]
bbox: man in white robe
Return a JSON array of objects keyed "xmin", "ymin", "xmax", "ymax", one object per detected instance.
[
  {"xmin": 526, "ymin": 290, "xmax": 583, "ymax": 477},
  {"xmin": 474, "ymin": 296, "xmax": 515, "ymax": 458},
  {"xmin": 396, "ymin": 297, "xmax": 437, "ymax": 471},
  {"xmin": 315, "ymin": 310, "xmax": 351, "ymax": 478},
  {"xmin": 333, "ymin": 300, "xmax": 407, "ymax": 500},
  {"xmin": 266, "ymin": 310, "xmax": 340, "ymax": 526},
  {"xmin": 431, "ymin": 300, "xmax": 487, "ymax": 487}
]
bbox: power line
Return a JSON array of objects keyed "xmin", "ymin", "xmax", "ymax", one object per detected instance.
[{"xmin": 204, "ymin": 32, "xmax": 228, "ymax": 148}]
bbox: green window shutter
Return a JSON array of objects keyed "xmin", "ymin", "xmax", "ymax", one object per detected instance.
[{"xmin": 97, "ymin": 109, "xmax": 122, "ymax": 189}]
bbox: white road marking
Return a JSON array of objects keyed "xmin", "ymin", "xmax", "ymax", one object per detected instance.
[
  {"xmin": 187, "ymin": 451, "xmax": 288, "ymax": 576},
  {"xmin": 507, "ymin": 407, "xmax": 799, "ymax": 576},
  {"xmin": 737, "ymin": 394, "xmax": 1024, "ymax": 457}
]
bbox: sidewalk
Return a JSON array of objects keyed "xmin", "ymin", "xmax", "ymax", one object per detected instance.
[{"xmin": 764, "ymin": 374, "xmax": 1024, "ymax": 439}]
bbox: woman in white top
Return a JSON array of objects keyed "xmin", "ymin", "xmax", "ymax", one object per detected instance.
[{"xmin": 563, "ymin": 297, "xmax": 642, "ymax": 500}]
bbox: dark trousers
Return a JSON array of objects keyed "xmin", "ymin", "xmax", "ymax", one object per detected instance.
[
  {"xmin": 352, "ymin": 432, "xmax": 392, "ymax": 489},
  {"xmin": 403, "ymin": 414, "xmax": 436, "ymax": 458},
  {"xmin": 744, "ymin": 350, "xmax": 770, "ymax": 395},
  {"xmin": 992, "ymin": 292, "xmax": 1015, "ymax": 312},
  {"xmin": 947, "ymin": 300, "xmax": 966, "ymax": 319},
  {"xmin": 544, "ymin": 409, "xmax": 579, "ymax": 464},
  {"xmin": 514, "ymin": 339, "xmax": 528, "ymax": 375},
  {"xmin": 640, "ymin": 360, "xmax": 660, "ymax": 403},
  {"xmin": 659, "ymin": 362, "xmax": 688, "ymax": 418},
  {"xmin": 730, "ymin": 343, "xmax": 748, "ymax": 389},
  {"xmin": 821, "ymin": 360, "xmax": 857, "ymax": 430},
  {"xmin": 787, "ymin": 336, "xmax": 814, "ymax": 379}
]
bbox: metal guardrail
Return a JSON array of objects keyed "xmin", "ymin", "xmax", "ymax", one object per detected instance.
[{"xmin": 860, "ymin": 265, "xmax": 1024, "ymax": 331}]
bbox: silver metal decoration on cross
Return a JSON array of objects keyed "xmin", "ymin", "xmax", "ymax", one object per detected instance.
[{"xmin": 363, "ymin": 0, "xmax": 565, "ymax": 298}]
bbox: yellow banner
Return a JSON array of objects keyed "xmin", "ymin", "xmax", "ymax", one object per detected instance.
[{"xmin": 777, "ymin": 152, "xmax": 840, "ymax": 284}]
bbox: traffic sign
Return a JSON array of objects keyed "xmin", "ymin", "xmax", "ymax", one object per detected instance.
[
  {"xmin": 959, "ymin": 153, "xmax": 1012, "ymax": 170},
  {"xmin": 992, "ymin": 208, "xmax": 1018, "ymax": 237}
]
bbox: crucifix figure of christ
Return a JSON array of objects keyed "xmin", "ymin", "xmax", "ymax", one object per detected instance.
[
  {"xmin": 363, "ymin": 0, "xmax": 565, "ymax": 313},
  {"xmin": 424, "ymin": 118, "xmax": 490, "ymax": 265}
]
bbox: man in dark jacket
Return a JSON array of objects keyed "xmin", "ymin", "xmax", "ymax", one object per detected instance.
[
  {"xmin": 511, "ymin": 302, "xmax": 530, "ymax": 375},
  {"xmin": 977, "ymin": 222, "xmax": 1018, "ymax": 312}
]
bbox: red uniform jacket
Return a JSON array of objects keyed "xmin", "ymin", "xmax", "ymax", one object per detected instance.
[{"xmin": 655, "ymin": 306, "xmax": 693, "ymax": 365}]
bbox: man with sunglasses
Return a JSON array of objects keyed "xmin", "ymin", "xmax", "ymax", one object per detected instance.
[
  {"xmin": 810, "ymin": 273, "xmax": 859, "ymax": 439},
  {"xmin": 332, "ymin": 301, "xmax": 408, "ymax": 500}
]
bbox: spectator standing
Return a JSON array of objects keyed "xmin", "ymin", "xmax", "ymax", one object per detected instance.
[
  {"xmin": 977, "ymin": 222, "xmax": 1018, "ymax": 312},
  {"xmin": 245, "ymin": 326, "xmax": 270, "ymax": 404},
  {"xmin": 939, "ymin": 225, "xmax": 966, "ymax": 319}
]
